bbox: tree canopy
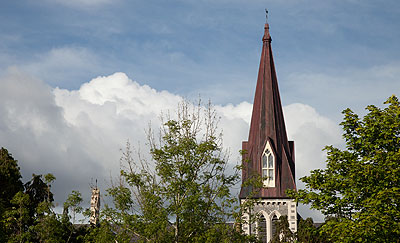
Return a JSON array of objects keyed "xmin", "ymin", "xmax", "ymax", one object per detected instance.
[
  {"xmin": 102, "ymin": 101, "xmax": 247, "ymax": 242},
  {"xmin": 0, "ymin": 148, "xmax": 24, "ymax": 209},
  {"xmin": 0, "ymin": 148, "xmax": 24, "ymax": 241},
  {"xmin": 288, "ymin": 95, "xmax": 400, "ymax": 242},
  {"xmin": 5, "ymin": 96, "xmax": 398, "ymax": 242},
  {"xmin": 0, "ymin": 101, "xmax": 254, "ymax": 242},
  {"xmin": 0, "ymin": 147, "xmax": 89, "ymax": 242}
]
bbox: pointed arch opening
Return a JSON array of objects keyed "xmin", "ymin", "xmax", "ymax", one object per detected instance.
[
  {"xmin": 262, "ymin": 141, "xmax": 275, "ymax": 187},
  {"xmin": 258, "ymin": 214, "xmax": 267, "ymax": 243},
  {"xmin": 271, "ymin": 214, "xmax": 279, "ymax": 239}
]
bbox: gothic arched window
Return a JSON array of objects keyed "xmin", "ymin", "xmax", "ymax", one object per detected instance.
[
  {"xmin": 271, "ymin": 214, "xmax": 279, "ymax": 239},
  {"xmin": 258, "ymin": 214, "xmax": 267, "ymax": 243},
  {"xmin": 262, "ymin": 144, "xmax": 275, "ymax": 187}
]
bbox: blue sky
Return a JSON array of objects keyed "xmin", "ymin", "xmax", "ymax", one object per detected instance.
[
  {"xmin": 2, "ymin": 0, "xmax": 399, "ymax": 114},
  {"xmin": 1, "ymin": 0, "xmax": 400, "ymax": 221}
]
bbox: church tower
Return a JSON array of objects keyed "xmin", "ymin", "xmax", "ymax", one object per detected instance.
[
  {"xmin": 239, "ymin": 19, "xmax": 297, "ymax": 242},
  {"xmin": 90, "ymin": 186, "xmax": 100, "ymax": 225}
]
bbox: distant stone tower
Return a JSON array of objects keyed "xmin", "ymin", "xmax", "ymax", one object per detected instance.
[
  {"xmin": 90, "ymin": 186, "xmax": 100, "ymax": 225},
  {"xmin": 239, "ymin": 20, "xmax": 297, "ymax": 242}
]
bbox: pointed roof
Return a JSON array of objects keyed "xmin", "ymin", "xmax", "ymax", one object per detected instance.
[{"xmin": 240, "ymin": 23, "xmax": 296, "ymax": 199}]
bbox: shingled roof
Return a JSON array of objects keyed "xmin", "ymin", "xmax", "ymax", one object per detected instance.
[{"xmin": 239, "ymin": 23, "xmax": 296, "ymax": 199}]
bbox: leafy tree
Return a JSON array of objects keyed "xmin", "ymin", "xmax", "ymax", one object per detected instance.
[
  {"xmin": 31, "ymin": 208, "xmax": 66, "ymax": 243},
  {"xmin": 64, "ymin": 190, "xmax": 83, "ymax": 224},
  {"xmin": 0, "ymin": 149, "xmax": 88, "ymax": 242},
  {"xmin": 104, "ymin": 100, "xmax": 247, "ymax": 242},
  {"xmin": 83, "ymin": 220, "xmax": 116, "ymax": 243},
  {"xmin": 24, "ymin": 173, "xmax": 54, "ymax": 220},
  {"xmin": 296, "ymin": 217, "xmax": 327, "ymax": 243},
  {"xmin": 59, "ymin": 190, "xmax": 87, "ymax": 243},
  {"xmin": 267, "ymin": 216, "xmax": 328, "ymax": 243},
  {"xmin": 0, "ymin": 148, "xmax": 24, "ymax": 242},
  {"xmin": 44, "ymin": 173, "xmax": 56, "ymax": 202},
  {"xmin": 4, "ymin": 191, "xmax": 32, "ymax": 242},
  {"xmin": 236, "ymin": 149, "xmax": 271, "ymax": 241},
  {"xmin": 30, "ymin": 174, "xmax": 74, "ymax": 243},
  {"xmin": 0, "ymin": 148, "xmax": 24, "ymax": 208},
  {"xmin": 269, "ymin": 215, "xmax": 295, "ymax": 243},
  {"xmin": 288, "ymin": 95, "xmax": 400, "ymax": 242}
]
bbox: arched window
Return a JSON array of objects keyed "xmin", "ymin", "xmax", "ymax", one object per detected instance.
[
  {"xmin": 262, "ymin": 144, "xmax": 274, "ymax": 187},
  {"xmin": 258, "ymin": 214, "xmax": 267, "ymax": 242},
  {"xmin": 271, "ymin": 214, "xmax": 279, "ymax": 239}
]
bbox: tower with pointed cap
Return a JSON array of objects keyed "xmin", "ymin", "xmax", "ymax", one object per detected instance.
[{"xmin": 239, "ymin": 19, "xmax": 297, "ymax": 242}]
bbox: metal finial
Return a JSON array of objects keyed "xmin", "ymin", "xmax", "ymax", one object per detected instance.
[{"xmin": 265, "ymin": 9, "xmax": 269, "ymax": 23}]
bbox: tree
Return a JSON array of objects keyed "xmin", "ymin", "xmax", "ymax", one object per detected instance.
[
  {"xmin": 269, "ymin": 215, "xmax": 295, "ymax": 243},
  {"xmin": 83, "ymin": 220, "xmax": 116, "ymax": 243},
  {"xmin": 31, "ymin": 209, "xmax": 66, "ymax": 243},
  {"xmin": 4, "ymin": 191, "xmax": 32, "ymax": 242},
  {"xmin": 104, "ymin": 100, "xmax": 246, "ymax": 242},
  {"xmin": 0, "ymin": 149, "xmax": 87, "ymax": 242},
  {"xmin": 31, "ymin": 174, "xmax": 73, "ymax": 243},
  {"xmin": 24, "ymin": 173, "xmax": 54, "ymax": 220},
  {"xmin": 288, "ymin": 95, "xmax": 400, "ymax": 242},
  {"xmin": 296, "ymin": 217, "xmax": 327, "ymax": 243},
  {"xmin": 64, "ymin": 190, "xmax": 83, "ymax": 224},
  {"xmin": 0, "ymin": 148, "xmax": 24, "ymax": 208},
  {"xmin": 0, "ymin": 148, "xmax": 24, "ymax": 242}
]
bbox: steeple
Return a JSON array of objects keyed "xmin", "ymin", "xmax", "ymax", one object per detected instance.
[{"xmin": 240, "ymin": 21, "xmax": 296, "ymax": 199}]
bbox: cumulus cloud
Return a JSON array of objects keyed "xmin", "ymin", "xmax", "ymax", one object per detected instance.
[
  {"xmin": 0, "ymin": 69, "xmax": 341, "ymax": 221},
  {"xmin": 0, "ymin": 70, "xmax": 188, "ymax": 207},
  {"xmin": 284, "ymin": 103, "xmax": 343, "ymax": 221},
  {"xmin": 53, "ymin": 72, "xmax": 183, "ymax": 175},
  {"xmin": 0, "ymin": 68, "xmax": 110, "ymax": 201},
  {"xmin": 215, "ymin": 102, "xmax": 252, "ymax": 158},
  {"xmin": 284, "ymin": 103, "xmax": 342, "ymax": 176}
]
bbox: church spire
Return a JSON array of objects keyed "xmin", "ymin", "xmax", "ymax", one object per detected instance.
[
  {"xmin": 263, "ymin": 23, "xmax": 271, "ymax": 43},
  {"xmin": 240, "ymin": 20, "xmax": 296, "ymax": 199}
]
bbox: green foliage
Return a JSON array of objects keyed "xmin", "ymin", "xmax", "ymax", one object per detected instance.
[
  {"xmin": 269, "ymin": 216, "xmax": 295, "ymax": 243},
  {"xmin": 4, "ymin": 191, "xmax": 31, "ymax": 242},
  {"xmin": 31, "ymin": 209, "xmax": 67, "ymax": 243},
  {"xmin": 24, "ymin": 173, "xmax": 55, "ymax": 221},
  {"xmin": 0, "ymin": 148, "xmax": 24, "ymax": 208},
  {"xmin": 234, "ymin": 149, "xmax": 266, "ymax": 237},
  {"xmin": 44, "ymin": 173, "xmax": 56, "ymax": 185},
  {"xmin": 83, "ymin": 222, "xmax": 116, "ymax": 243},
  {"xmin": 0, "ymin": 149, "xmax": 90, "ymax": 242},
  {"xmin": 288, "ymin": 95, "xmax": 400, "ymax": 242},
  {"xmin": 296, "ymin": 217, "xmax": 327, "ymax": 243},
  {"xmin": 103, "ymin": 100, "xmax": 248, "ymax": 242},
  {"xmin": 0, "ymin": 148, "xmax": 24, "ymax": 242},
  {"xmin": 64, "ymin": 190, "xmax": 83, "ymax": 223}
]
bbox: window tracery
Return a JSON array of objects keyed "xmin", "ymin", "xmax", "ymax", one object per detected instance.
[{"xmin": 262, "ymin": 143, "xmax": 275, "ymax": 187}]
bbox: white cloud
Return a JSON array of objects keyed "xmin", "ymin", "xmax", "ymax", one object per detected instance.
[
  {"xmin": 284, "ymin": 103, "xmax": 342, "ymax": 176},
  {"xmin": 0, "ymin": 70, "xmax": 342, "ymax": 221},
  {"xmin": 77, "ymin": 72, "xmax": 181, "ymax": 116},
  {"xmin": 0, "ymin": 70, "xmax": 185, "ymax": 206},
  {"xmin": 283, "ymin": 103, "xmax": 343, "ymax": 221},
  {"xmin": 216, "ymin": 102, "xmax": 252, "ymax": 156}
]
